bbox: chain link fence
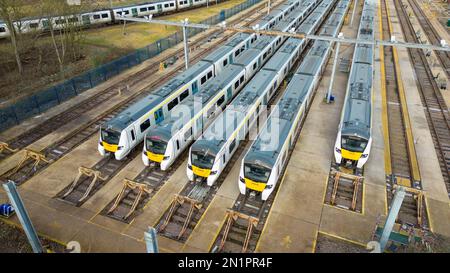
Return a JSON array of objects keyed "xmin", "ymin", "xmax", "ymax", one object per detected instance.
[{"xmin": 0, "ymin": 0, "xmax": 262, "ymax": 132}]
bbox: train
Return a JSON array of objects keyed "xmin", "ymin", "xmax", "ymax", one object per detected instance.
[
  {"xmin": 144, "ymin": 0, "xmax": 317, "ymax": 173},
  {"xmin": 239, "ymin": 0, "xmax": 351, "ymax": 200},
  {"xmin": 1, "ymin": 0, "xmax": 220, "ymax": 39},
  {"xmin": 333, "ymin": 0, "xmax": 375, "ymax": 172},
  {"xmin": 98, "ymin": 0, "xmax": 302, "ymax": 160},
  {"xmin": 187, "ymin": 0, "xmax": 333, "ymax": 186}
]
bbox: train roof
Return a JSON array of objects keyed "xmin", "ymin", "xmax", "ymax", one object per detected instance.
[
  {"xmin": 148, "ymin": 64, "xmax": 244, "ymax": 136},
  {"xmin": 102, "ymin": 60, "xmax": 211, "ymax": 131},
  {"xmin": 296, "ymin": 40, "xmax": 328, "ymax": 76},
  {"xmin": 244, "ymin": 117, "xmax": 291, "ymax": 169},
  {"xmin": 341, "ymin": 63, "xmax": 372, "ymax": 140},
  {"xmin": 202, "ymin": 33, "xmax": 250, "ymax": 63},
  {"xmin": 112, "ymin": 0, "xmax": 173, "ymax": 10}
]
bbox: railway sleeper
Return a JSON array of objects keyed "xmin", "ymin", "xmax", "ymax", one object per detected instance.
[{"xmin": 326, "ymin": 171, "xmax": 363, "ymax": 212}]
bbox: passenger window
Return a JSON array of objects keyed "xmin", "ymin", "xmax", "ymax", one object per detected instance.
[
  {"xmin": 207, "ymin": 71, "xmax": 213, "ymax": 79},
  {"xmin": 0, "ymin": 27, "xmax": 5, "ymax": 33},
  {"xmin": 140, "ymin": 119, "xmax": 150, "ymax": 133},
  {"xmin": 235, "ymin": 51, "xmax": 239, "ymax": 57},
  {"xmin": 223, "ymin": 59, "xmax": 228, "ymax": 66},
  {"xmin": 124, "ymin": 10, "xmax": 129, "ymax": 15},
  {"xmin": 149, "ymin": 6, "xmax": 155, "ymax": 10},
  {"xmin": 179, "ymin": 89, "xmax": 189, "ymax": 102},
  {"xmin": 223, "ymin": 154, "xmax": 226, "ymax": 163},
  {"xmin": 234, "ymin": 81, "xmax": 239, "ymax": 89},
  {"xmin": 253, "ymin": 63, "xmax": 257, "ymax": 70},
  {"xmin": 131, "ymin": 130, "xmax": 136, "ymax": 141},
  {"xmin": 102, "ymin": 13, "xmax": 109, "ymax": 18},
  {"xmin": 229, "ymin": 139, "xmax": 236, "ymax": 153},
  {"xmin": 29, "ymin": 23, "xmax": 38, "ymax": 28},
  {"xmin": 170, "ymin": 3, "xmax": 175, "ymax": 7},
  {"xmin": 140, "ymin": 7, "xmax": 147, "ymax": 12},
  {"xmin": 217, "ymin": 95, "xmax": 225, "ymax": 107},
  {"xmin": 184, "ymin": 127, "xmax": 193, "ymax": 141},
  {"xmin": 93, "ymin": 15, "xmax": 100, "ymax": 19},
  {"xmin": 240, "ymin": 75, "xmax": 244, "ymax": 84},
  {"xmin": 176, "ymin": 140, "xmax": 180, "ymax": 150},
  {"xmin": 165, "ymin": 4, "xmax": 169, "ymax": 7},
  {"xmin": 200, "ymin": 76, "xmax": 207, "ymax": 85},
  {"xmin": 168, "ymin": 98, "xmax": 179, "ymax": 111}
]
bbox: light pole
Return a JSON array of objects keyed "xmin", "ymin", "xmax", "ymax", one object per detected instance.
[{"xmin": 326, "ymin": 32, "xmax": 344, "ymax": 103}]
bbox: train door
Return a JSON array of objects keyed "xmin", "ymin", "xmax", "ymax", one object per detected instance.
[
  {"xmin": 227, "ymin": 86, "xmax": 232, "ymax": 100},
  {"xmin": 154, "ymin": 108, "xmax": 164, "ymax": 124},
  {"xmin": 157, "ymin": 4, "xmax": 163, "ymax": 12},
  {"xmin": 42, "ymin": 19, "xmax": 50, "ymax": 30},
  {"xmin": 192, "ymin": 81, "xmax": 198, "ymax": 94},
  {"xmin": 81, "ymin": 15, "xmax": 90, "ymax": 26},
  {"xmin": 131, "ymin": 8, "xmax": 138, "ymax": 17},
  {"xmin": 189, "ymin": 0, "xmax": 193, "ymax": 6}
]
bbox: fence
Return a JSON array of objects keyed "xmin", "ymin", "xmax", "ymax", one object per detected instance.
[{"xmin": 0, "ymin": 0, "xmax": 262, "ymax": 132}]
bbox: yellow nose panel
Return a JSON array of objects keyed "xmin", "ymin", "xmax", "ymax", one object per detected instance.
[
  {"xmin": 192, "ymin": 165, "xmax": 211, "ymax": 178},
  {"xmin": 147, "ymin": 151, "xmax": 164, "ymax": 163},
  {"xmin": 245, "ymin": 178, "xmax": 266, "ymax": 192},
  {"xmin": 103, "ymin": 142, "xmax": 118, "ymax": 152},
  {"xmin": 341, "ymin": 149, "xmax": 362, "ymax": 161}
]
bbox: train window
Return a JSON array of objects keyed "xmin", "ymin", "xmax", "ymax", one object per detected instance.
[
  {"xmin": 149, "ymin": 6, "xmax": 155, "ymax": 10},
  {"xmin": 164, "ymin": 4, "xmax": 169, "ymax": 7},
  {"xmin": 223, "ymin": 154, "xmax": 226, "ymax": 163},
  {"xmin": 55, "ymin": 19, "xmax": 65, "ymax": 24},
  {"xmin": 93, "ymin": 14, "xmax": 101, "ymax": 20},
  {"xmin": 229, "ymin": 139, "xmax": 236, "ymax": 154},
  {"xmin": 102, "ymin": 13, "xmax": 109, "ymax": 18},
  {"xmin": 29, "ymin": 23, "xmax": 39, "ymax": 29},
  {"xmin": 0, "ymin": 27, "xmax": 6, "ymax": 32},
  {"xmin": 179, "ymin": 89, "xmax": 189, "ymax": 102},
  {"xmin": 184, "ymin": 127, "xmax": 192, "ymax": 141},
  {"xmin": 131, "ymin": 130, "xmax": 136, "ymax": 141},
  {"xmin": 223, "ymin": 59, "xmax": 228, "ymax": 67},
  {"xmin": 140, "ymin": 7, "xmax": 148, "ymax": 12},
  {"xmin": 170, "ymin": 3, "xmax": 175, "ymax": 6},
  {"xmin": 200, "ymin": 75, "xmax": 207, "ymax": 85},
  {"xmin": 239, "ymin": 75, "xmax": 244, "ymax": 84},
  {"xmin": 234, "ymin": 81, "xmax": 239, "ymax": 89},
  {"xmin": 117, "ymin": 11, "xmax": 122, "ymax": 15},
  {"xmin": 234, "ymin": 51, "xmax": 239, "ymax": 57},
  {"xmin": 124, "ymin": 10, "xmax": 130, "ymax": 15},
  {"xmin": 176, "ymin": 140, "xmax": 180, "ymax": 150},
  {"xmin": 68, "ymin": 17, "xmax": 78, "ymax": 23},
  {"xmin": 140, "ymin": 119, "xmax": 151, "ymax": 133},
  {"xmin": 168, "ymin": 98, "xmax": 179, "ymax": 111},
  {"xmin": 207, "ymin": 71, "xmax": 213, "ymax": 79},
  {"xmin": 216, "ymin": 95, "xmax": 225, "ymax": 107},
  {"xmin": 252, "ymin": 62, "xmax": 257, "ymax": 70}
]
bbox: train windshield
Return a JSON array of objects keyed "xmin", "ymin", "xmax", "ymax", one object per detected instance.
[
  {"xmin": 341, "ymin": 135, "xmax": 368, "ymax": 153},
  {"xmin": 146, "ymin": 136, "xmax": 167, "ymax": 155},
  {"xmin": 101, "ymin": 128, "xmax": 120, "ymax": 144},
  {"xmin": 244, "ymin": 163, "xmax": 270, "ymax": 183},
  {"xmin": 191, "ymin": 151, "xmax": 215, "ymax": 169}
]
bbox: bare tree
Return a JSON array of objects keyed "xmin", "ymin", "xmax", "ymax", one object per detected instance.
[{"xmin": 0, "ymin": 0, "xmax": 26, "ymax": 74}]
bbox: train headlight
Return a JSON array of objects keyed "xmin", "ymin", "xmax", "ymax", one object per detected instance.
[
  {"xmin": 99, "ymin": 141, "xmax": 103, "ymax": 146},
  {"xmin": 361, "ymin": 154, "xmax": 368, "ymax": 158},
  {"xmin": 118, "ymin": 146, "xmax": 124, "ymax": 150},
  {"xmin": 163, "ymin": 156, "xmax": 170, "ymax": 160},
  {"xmin": 265, "ymin": 184, "xmax": 273, "ymax": 189},
  {"xmin": 335, "ymin": 148, "xmax": 341, "ymax": 154},
  {"xmin": 210, "ymin": 170, "xmax": 217, "ymax": 175},
  {"xmin": 188, "ymin": 164, "xmax": 192, "ymax": 170},
  {"xmin": 239, "ymin": 177, "xmax": 245, "ymax": 183}
]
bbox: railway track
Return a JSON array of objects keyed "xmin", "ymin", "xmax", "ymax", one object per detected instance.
[
  {"xmin": 381, "ymin": 0, "xmax": 427, "ymax": 230},
  {"xmin": 154, "ymin": 33, "xmax": 316, "ymax": 244},
  {"xmin": 0, "ymin": 3, "xmax": 274, "ymax": 187},
  {"xmin": 0, "ymin": 0, "xmax": 271, "ymax": 163},
  {"xmin": 407, "ymin": 0, "xmax": 450, "ymax": 79},
  {"xmin": 395, "ymin": 0, "xmax": 450, "ymax": 197},
  {"xmin": 156, "ymin": 139, "xmax": 248, "ymax": 241}
]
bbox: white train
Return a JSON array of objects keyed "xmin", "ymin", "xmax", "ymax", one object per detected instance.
[
  {"xmin": 239, "ymin": 0, "xmax": 351, "ymax": 200},
  {"xmin": 187, "ymin": 0, "xmax": 324, "ymax": 186},
  {"xmin": 333, "ymin": 0, "xmax": 375, "ymax": 171},
  {"xmin": 0, "ymin": 0, "xmax": 219, "ymax": 39},
  {"xmin": 98, "ymin": 0, "xmax": 301, "ymax": 160},
  {"xmin": 144, "ymin": 0, "xmax": 312, "ymax": 172}
]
